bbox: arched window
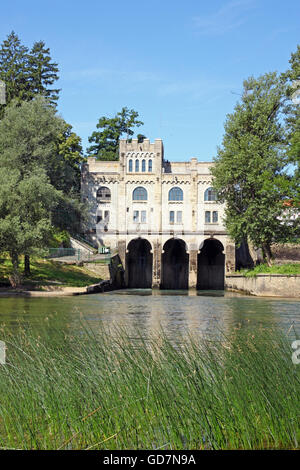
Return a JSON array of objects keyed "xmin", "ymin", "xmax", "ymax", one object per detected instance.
[
  {"xmin": 204, "ymin": 187, "xmax": 217, "ymax": 201},
  {"xmin": 135, "ymin": 160, "xmax": 139, "ymax": 172},
  {"xmin": 128, "ymin": 159, "xmax": 133, "ymax": 172},
  {"xmin": 133, "ymin": 187, "xmax": 148, "ymax": 201},
  {"xmin": 97, "ymin": 186, "xmax": 111, "ymax": 202},
  {"xmin": 168, "ymin": 187, "xmax": 183, "ymax": 201},
  {"xmin": 148, "ymin": 159, "xmax": 152, "ymax": 172},
  {"xmin": 142, "ymin": 159, "xmax": 146, "ymax": 172}
]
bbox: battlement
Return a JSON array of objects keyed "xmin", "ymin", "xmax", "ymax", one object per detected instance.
[{"xmin": 119, "ymin": 138, "xmax": 163, "ymax": 156}]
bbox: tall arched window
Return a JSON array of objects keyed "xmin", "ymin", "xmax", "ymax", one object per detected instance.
[
  {"xmin": 168, "ymin": 187, "xmax": 183, "ymax": 201},
  {"xmin": 204, "ymin": 187, "xmax": 217, "ymax": 201},
  {"xmin": 148, "ymin": 159, "xmax": 152, "ymax": 172},
  {"xmin": 97, "ymin": 186, "xmax": 111, "ymax": 202},
  {"xmin": 128, "ymin": 159, "xmax": 133, "ymax": 172},
  {"xmin": 133, "ymin": 187, "xmax": 148, "ymax": 201},
  {"xmin": 142, "ymin": 159, "xmax": 146, "ymax": 172},
  {"xmin": 135, "ymin": 160, "xmax": 139, "ymax": 172}
]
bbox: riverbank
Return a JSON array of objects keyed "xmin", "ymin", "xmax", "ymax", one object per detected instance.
[
  {"xmin": 226, "ymin": 263, "xmax": 300, "ymax": 297},
  {"xmin": 0, "ymin": 258, "xmax": 103, "ymax": 296},
  {"xmin": 0, "ymin": 285, "xmax": 88, "ymax": 297}
]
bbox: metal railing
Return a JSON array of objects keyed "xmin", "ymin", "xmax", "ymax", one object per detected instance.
[{"xmin": 48, "ymin": 248, "xmax": 77, "ymax": 258}]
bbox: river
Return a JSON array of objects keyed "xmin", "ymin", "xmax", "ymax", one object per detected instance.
[{"xmin": 0, "ymin": 289, "xmax": 299, "ymax": 339}]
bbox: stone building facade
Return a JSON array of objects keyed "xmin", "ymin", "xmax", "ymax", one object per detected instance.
[{"xmin": 81, "ymin": 139, "xmax": 235, "ymax": 289}]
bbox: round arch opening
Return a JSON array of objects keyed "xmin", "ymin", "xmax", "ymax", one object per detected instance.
[
  {"xmin": 126, "ymin": 238, "xmax": 153, "ymax": 288},
  {"xmin": 161, "ymin": 238, "xmax": 189, "ymax": 290},
  {"xmin": 197, "ymin": 238, "xmax": 225, "ymax": 290}
]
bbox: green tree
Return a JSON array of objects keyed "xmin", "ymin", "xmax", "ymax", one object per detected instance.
[
  {"xmin": 137, "ymin": 133, "xmax": 147, "ymax": 143},
  {"xmin": 50, "ymin": 122, "xmax": 86, "ymax": 234},
  {"xmin": 28, "ymin": 40, "xmax": 60, "ymax": 105},
  {"xmin": 0, "ymin": 32, "xmax": 60, "ymax": 117},
  {"xmin": 0, "ymin": 96, "xmax": 64, "ymax": 171},
  {"xmin": 283, "ymin": 45, "xmax": 300, "ymax": 203},
  {"xmin": 57, "ymin": 122, "xmax": 85, "ymax": 193},
  {"xmin": 0, "ymin": 97, "xmax": 83, "ymax": 195},
  {"xmin": 0, "ymin": 32, "xmax": 29, "ymax": 115},
  {"xmin": 0, "ymin": 97, "xmax": 86, "ymax": 280},
  {"xmin": 211, "ymin": 72, "xmax": 289, "ymax": 266},
  {"xmin": 87, "ymin": 107, "xmax": 144, "ymax": 160},
  {"xmin": 0, "ymin": 32, "xmax": 83, "ymax": 193},
  {"xmin": 0, "ymin": 168, "xmax": 60, "ymax": 285}
]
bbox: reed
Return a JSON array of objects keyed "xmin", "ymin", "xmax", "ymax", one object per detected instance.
[{"xmin": 0, "ymin": 321, "xmax": 299, "ymax": 450}]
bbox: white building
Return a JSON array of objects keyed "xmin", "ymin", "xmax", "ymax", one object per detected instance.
[{"xmin": 81, "ymin": 139, "xmax": 235, "ymax": 289}]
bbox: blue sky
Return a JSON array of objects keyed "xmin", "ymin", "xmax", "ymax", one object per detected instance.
[{"xmin": 0, "ymin": 0, "xmax": 299, "ymax": 161}]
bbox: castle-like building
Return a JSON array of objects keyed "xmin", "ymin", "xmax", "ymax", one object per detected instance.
[{"xmin": 81, "ymin": 139, "xmax": 235, "ymax": 289}]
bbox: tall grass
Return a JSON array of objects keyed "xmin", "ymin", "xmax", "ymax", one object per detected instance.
[{"xmin": 0, "ymin": 321, "xmax": 299, "ymax": 450}]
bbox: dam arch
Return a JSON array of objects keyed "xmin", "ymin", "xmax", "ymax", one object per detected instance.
[
  {"xmin": 126, "ymin": 238, "xmax": 153, "ymax": 288},
  {"xmin": 197, "ymin": 238, "xmax": 225, "ymax": 290},
  {"xmin": 161, "ymin": 238, "xmax": 189, "ymax": 290}
]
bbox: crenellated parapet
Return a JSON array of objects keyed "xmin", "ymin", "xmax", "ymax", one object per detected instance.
[{"xmin": 119, "ymin": 138, "xmax": 163, "ymax": 155}]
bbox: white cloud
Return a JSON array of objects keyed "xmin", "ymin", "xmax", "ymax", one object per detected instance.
[
  {"xmin": 64, "ymin": 67, "xmax": 159, "ymax": 83},
  {"xmin": 193, "ymin": 0, "xmax": 256, "ymax": 36},
  {"xmin": 157, "ymin": 77, "xmax": 235, "ymax": 100},
  {"xmin": 63, "ymin": 65, "xmax": 236, "ymax": 104}
]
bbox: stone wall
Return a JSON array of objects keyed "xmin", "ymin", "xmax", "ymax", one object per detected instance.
[
  {"xmin": 225, "ymin": 273, "xmax": 300, "ymax": 297},
  {"xmin": 271, "ymin": 243, "xmax": 300, "ymax": 263},
  {"xmin": 83, "ymin": 262, "xmax": 110, "ymax": 279},
  {"xmin": 109, "ymin": 254, "xmax": 125, "ymax": 289},
  {"xmin": 235, "ymin": 242, "xmax": 300, "ymax": 269}
]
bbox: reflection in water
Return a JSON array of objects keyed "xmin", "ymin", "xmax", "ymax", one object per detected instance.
[
  {"xmin": 0, "ymin": 290, "xmax": 299, "ymax": 340},
  {"xmin": 197, "ymin": 290, "xmax": 225, "ymax": 297}
]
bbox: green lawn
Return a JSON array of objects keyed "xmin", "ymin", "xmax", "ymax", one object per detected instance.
[
  {"xmin": 239, "ymin": 263, "xmax": 300, "ymax": 277},
  {"xmin": 0, "ymin": 257, "xmax": 101, "ymax": 288}
]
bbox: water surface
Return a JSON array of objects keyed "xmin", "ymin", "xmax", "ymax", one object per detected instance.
[{"xmin": 0, "ymin": 289, "xmax": 299, "ymax": 339}]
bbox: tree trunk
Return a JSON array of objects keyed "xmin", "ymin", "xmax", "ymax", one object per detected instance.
[
  {"xmin": 247, "ymin": 237, "xmax": 258, "ymax": 266},
  {"xmin": 24, "ymin": 254, "xmax": 31, "ymax": 276},
  {"xmin": 9, "ymin": 252, "xmax": 22, "ymax": 288},
  {"xmin": 262, "ymin": 243, "xmax": 273, "ymax": 267},
  {"xmin": 11, "ymin": 251, "xmax": 19, "ymax": 273}
]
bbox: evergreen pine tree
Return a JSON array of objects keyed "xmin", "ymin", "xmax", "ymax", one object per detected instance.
[
  {"xmin": 28, "ymin": 40, "xmax": 60, "ymax": 105},
  {"xmin": 0, "ymin": 31, "xmax": 29, "ymax": 116},
  {"xmin": 0, "ymin": 32, "xmax": 60, "ymax": 117}
]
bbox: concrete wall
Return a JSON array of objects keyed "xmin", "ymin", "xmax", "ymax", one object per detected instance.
[
  {"xmin": 225, "ymin": 274, "xmax": 300, "ymax": 297},
  {"xmin": 70, "ymin": 237, "xmax": 94, "ymax": 254}
]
